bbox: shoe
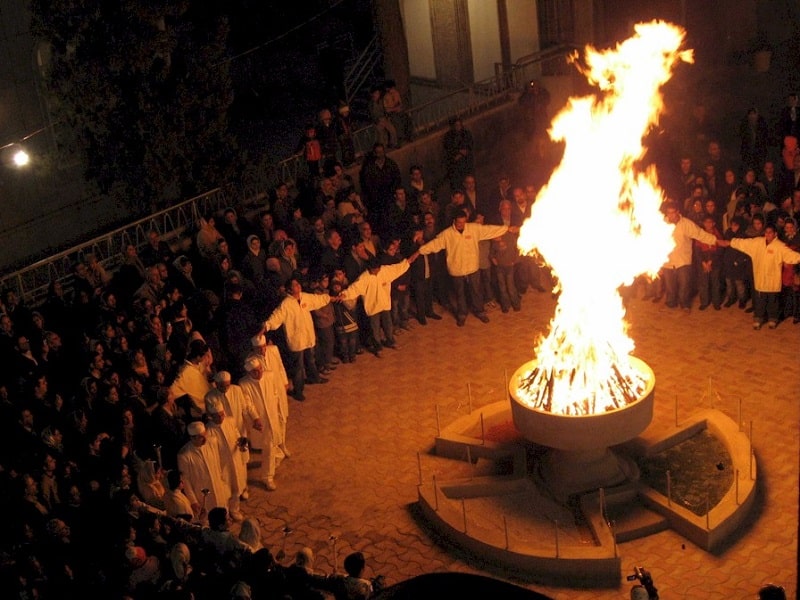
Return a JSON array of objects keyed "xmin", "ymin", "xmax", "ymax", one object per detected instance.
[
  {"xmin": 724, "ymin": 298, "xmax": 736, "ymax": 308},
  {"xmin": 264, "ymin": 479, "xmax": 277, "ymax": 491},
  {"xmin": 713, "ymin": 304, "xmax": 721, "ymax": 311},
  {"xmin": 744, "ymin": 307, "xmax": 754, "ymax": 313},
  {"xmin": 319, "ymin": 366, "xmax": 331, "ymax": 375},
  {"xmin": 512, "ymin": 304, "xmax": 521, "ymax": 312},
  {"xmin": 456, "ymin": 317, "xmax": 466, "ymax": 327},
  {"xmin": 229, "ymin": 510, "xmax": 244, "ymax": 522},
  {"xmin": 794, "ymin": 317, "xmax": 800, "ymax": 324},
  {"xmin": 768, "ymin": 321, "xmax": 777, "ymax": 329},
  {"xmin": 290, "ymin": 391, "xmax": 306, "ymax": 401},
  {"xmin": 240, "ymin": 489, "xmax": 249, "ymax": 501},
  {"xmin": 476, "ymin": 313, "xmax": 490, "ymax": 323},
  {"xmin": 417, "ymin": 317, "xmax": 427, "ymax": 326},
  {"xmin": 355, "ymin": 348, "xmax": 364, "ymax": 355},
  {"xmin": 383, "ymin": 340, "xmax": 398, "ymax": 349},
  {"xmin": 501, "ymin": 306, "xmax": 509, "ymax": 313},
  {"xmin": 681, "ymin": 307, "xmax": 691, "ymax": 314},
  {"xmin": 394, "ymin": 328, "xmax": 404, "ymax": 336},
  {"xmin": 399, "ymin": 323, "xmax": 412, "ymax": 331},
  {"xmin": 699, "ymin": 303, "xmax": 709, "ymax": 311},
  {"xmin": 307, "ymin": 377, "xmax": 329, "ymax": 384},
  {"xmin": 426, "ymin": 312, "xmax": 442, "ymax": 320},
  {"xmin": 651, "ymin": 295, "xmax": 663, "ymax": 303},
  {"xmin": 753, "ymin": 321, "xmax": 762, "ymax": 330},
  {"xmin": 329, "ymin": 358, "xmax": 341, "ymax": 365},
  {"xmin": 325, "ymin": 364, "xmax": 337, "ymax": 371},
  {"xmin": 738, "ymin": 301, "xmax": 747, "ymax": 309}
]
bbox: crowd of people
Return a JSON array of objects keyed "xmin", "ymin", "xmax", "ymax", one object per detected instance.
[{"xmin": 2, "ymin": 73, "xmax": 800, "ymax": 599}]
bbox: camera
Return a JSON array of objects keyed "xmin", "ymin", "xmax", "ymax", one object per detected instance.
[{"xmin": 627, "ymin": 566, "xmax": 658, "ymax": 600}]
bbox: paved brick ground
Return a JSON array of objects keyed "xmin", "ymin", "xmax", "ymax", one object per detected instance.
[{"xmin": 239, "ymin": 287, "xmax": 798, "ymax": 600}]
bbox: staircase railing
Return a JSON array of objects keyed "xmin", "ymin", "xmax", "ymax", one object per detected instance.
[{"xmin": 343, "ymin": 34, "xmax": 381, "ymax": 104}]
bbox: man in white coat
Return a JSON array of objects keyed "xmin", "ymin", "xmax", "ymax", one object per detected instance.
[
  {"xmin": 263, "ymin": 275, "xmax": 332, "ymax": 401},
  {"xmin": 204, "ymin": 395, "xmax": 247, "ymax": 519},
  {"xmin": 731, "ymin": 222, "xmax": 800, "ymax": 329},
  {"xmin": 338, "ymin": 253, "xmax": 419, "ymax": 354},
  {"xmin": 248, "ymin": 334, "xmax": 290, "ymax": 454},
  {"xmin": 177, "ymin": 421, "xmax": 241, "ymax": 523},
  {"xmin": 205, "ymin": 371, "xmax": 262, "ymax": 500},
  {"xmin": 417, "ymin": 209, "xmax": 514, "ymax": 326},
  {"xmin": 238, "ymin": 357, "xmax": 287, "ymax": 491}
]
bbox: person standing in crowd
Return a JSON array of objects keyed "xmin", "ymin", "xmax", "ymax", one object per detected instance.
[
  {"xmin": 442, "ymin": 118, "xmax": 475, "ymax": 190},
  {"xmin": 659, "ymin": 201, "xmax": 726, "ymax": 313},
  {"xmin": 177, "ymin": 420, "xmax": 241, "ymax": 523},
  {"xmin": 367, "ymin": 85, "xmax": 397, "ymax": 149},
  {"xmin": 263, "ymin": 275, "xmax": 332, "ymax": 402},
  {"xmin": 169, "ymin": 339, "xmax": 213, "ymax": 420},
  {"xmin": 417, "ymin": 209, "xmax": 514, "ymax": 326},
  {"xmin": 203, "ymin": 395, "xmax": 247, "ymax": 520},
  {"xmin": 338, "ymin": 251, "xmax": 419, "ymax": 356},
  {"xmin": 731, "ymin": 223, "xmax": 800, "ymax": 329},
  {"xmin": 205, "ymin": 370, "xmax": 262, "ymax": 501},
  {"xmin": 238, "ymin": 357, "xmax": 287, "ymax": 491}
]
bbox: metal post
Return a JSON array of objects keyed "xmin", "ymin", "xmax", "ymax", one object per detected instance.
[
  {"xmin": 503, "ymin": 515, "xmax": 509, "ymax": 550},
  {"xmin": 737, "ymin": 397, "xmax": 742, "ymax": 432},
  {"xmin": 599, "ymin": 487, "xmax": 605, "ymax": 522},
  {"xmin": 480, "ymin": 413, "xmax": 485, "ymax": 445},
  {"xmin": 435, "ymin": 405, "xmax": 441, "ymax": 436},
  {"xmin": 666, "ymin": 470, "xmax": 672, "ymax": 507},
  {"xmin": 554, "ymin": 520, "xmax": 560, "ymax": 558},
  {"xmin": 467, "ymin": 382, "xmax": 473, "ymax": 413},
  {"xmin": 461, "ymin": 498, "xmax": 468, "ymax": 533},
  {"xmin": 433, "ymin": 475, "xmax": 439, "ymax": 511},
  {"xmin": 749, "ymin": 421, "xmax": 754, "ymax": 481},
  {"xmin": 674, "ymin": 394, "xmax": 678, "ymax": 427}
]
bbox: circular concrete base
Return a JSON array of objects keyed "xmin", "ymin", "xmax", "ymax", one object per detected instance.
[
  {"xmin": 536, "ymin": 447, "xmax": 640, "ymax": 502},
  {"xmin": 510, "ymin": 356, "xmax": 654, "ymax": 498}
]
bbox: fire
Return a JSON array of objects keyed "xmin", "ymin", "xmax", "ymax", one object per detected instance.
[{"xmin": 517, "ymin": 21, "xmax": 692, "ymax": 415}]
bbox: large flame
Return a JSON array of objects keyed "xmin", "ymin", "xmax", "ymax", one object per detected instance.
[{"xmin": 517, "ymin": 21, "xmax": 692, "ymax": 415}]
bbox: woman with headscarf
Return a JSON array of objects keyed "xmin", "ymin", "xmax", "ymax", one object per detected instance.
[{"xmin": 238, "ymin": 517, "xmax": 263, "ymax": 553}]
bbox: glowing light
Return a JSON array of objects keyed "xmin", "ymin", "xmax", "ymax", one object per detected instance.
[
  {"xmin": 517, "ymin": 21, "xmax": 692, "ymax": 415},
  {"xmin": 12, "ymin": 148, "xmax": 30, "ymax": 167}
]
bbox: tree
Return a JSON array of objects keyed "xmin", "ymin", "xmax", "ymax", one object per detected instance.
[{"xmin": 30, "ymin": 0, "xmax": 244, "ymax": 213}]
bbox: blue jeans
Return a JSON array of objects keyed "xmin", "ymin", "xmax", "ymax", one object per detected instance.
[{"xmin": 662, "ymin": 265, "xmax": 692, "ymax": 309}]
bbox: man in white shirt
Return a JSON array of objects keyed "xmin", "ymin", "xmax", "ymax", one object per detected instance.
[
  {"xmin": 339, "ymin": 252, "xmax": 419, "ymax": 355},
  {"xmin": 263, "ymin": 276, "xmax": 332, "ymax": 400},
  {"xmin": 417, "ymin": 210, "xmax": 515, "ymax": 326}
]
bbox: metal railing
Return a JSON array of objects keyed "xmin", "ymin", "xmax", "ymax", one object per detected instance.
[
  {"xmin": 2, "ymin": 44, "xmax": 577, "ymax": 307},
  {"xmin": 344, "ymin": 34, "xmax": 381, "ymax": 105},
  {"xmin": 0, "ymin": 188, "xmax": 233, "ymax": 307}
]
